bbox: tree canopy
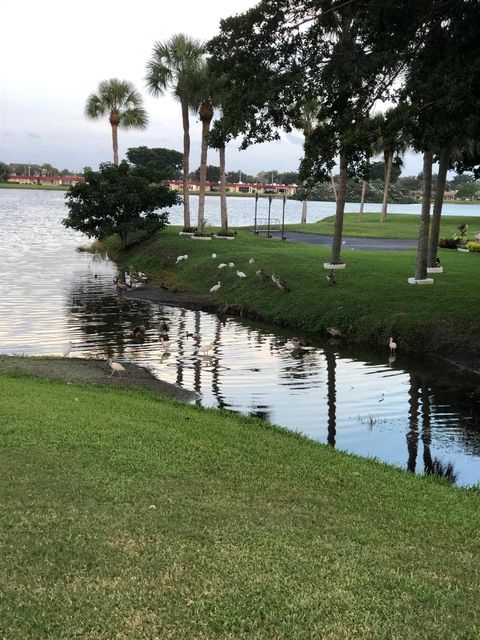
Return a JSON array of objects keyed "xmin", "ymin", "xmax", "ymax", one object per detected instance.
[
  {"xmin": 0, "ymin": 162, "xmax": 11, "ymax": 182},
  {"xmin": 63, "ymin": 162, "xmax": 179, "ymax": 248},
  {"xmin": 126, "ymin": 146, "xmax": 183, "ymax": 179}
]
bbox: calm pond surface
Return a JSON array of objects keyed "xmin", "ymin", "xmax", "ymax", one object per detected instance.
[{"xmin": 2, "ymin": 188, "xmax": 480, "ymax": 486}]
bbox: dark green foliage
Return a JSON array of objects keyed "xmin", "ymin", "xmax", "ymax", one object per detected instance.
[
  {"xmin": 369, "ymin": 160, "xmax": 402, "ymax": 182},
  {"xmin": 63, "ymin": 162, "xmax": 179, "ymax": 248},
  {"xmin": 126, "ymin": 146, "xmax": 183, "ymax": 179},
  {"xmin": 0, "ymin": 161, "xmax": 11, "ymax": 182},
  {"xmin": 294, "ymin": 178, "xmax": 415, "ymax": 204},
  {"xmin": 189, "ymin": 164, "xmax": 221, "ymax": 182}
]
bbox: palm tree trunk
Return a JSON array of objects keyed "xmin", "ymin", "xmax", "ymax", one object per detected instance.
[
  {"xmin": 359, "ymin": 180, "xmax": 368, "ymax": 218},
  {"xmin": 111, "ymin": 124, "xmax": 119, "ymax": 165},
  {"xmin": 197, "ymin": 117, "xmax": 211, "ymax": 230},
  {"xmin": 301, "ymin": 199, "xmax": 308, "ymax": 224},
  {"xmin": 428, "ymin": 145, "xmax": 450, "ymax": 267},
  {"xmin": 380, "ymin": 151, "xmax": 393, "ymax": 221},
  {"xmin": 181, "ymin": 101, "xmax": 191, "ymax": 230},
  {"xmin": 219, "ymin": 145, "xmax": 228, "ymax": 234},
  {"xmin": 330, "ymin": 173, "xmax": 337, "ymax": 202},
  {"xmin": 414, "ymin": 150, "xmax": 434, "ymax": 281},
  {"xmin": 330, "ymin": 152, "xmax": 348, "ymax": 264}
]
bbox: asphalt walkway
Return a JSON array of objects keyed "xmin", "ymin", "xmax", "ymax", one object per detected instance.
[{"xmin": 258, "ymin": 230, "xmax": 417, "ymax": 251}]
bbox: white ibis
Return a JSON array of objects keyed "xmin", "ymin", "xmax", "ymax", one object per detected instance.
[
  {"xmin": 256, "ymin": 269, "xmax": 268, "ymax": 281},
  {"xmin": 159, "ymin": 337, "xmax": 172, "ymax": 351},
  {"xmin": 62, "ymin": 341, "xmax": 74, "ymax": 356},
  {"xmin": 200, "ymin": 343, "xmax": 213, "ymax": 355},
  {"xmin": 218, "ymin": 263, "xmax": 228, "ymax": 269},
  {"xmin": 212, "ymin": 253, "xmax": 217, "ymax": 259},
  {"xmin": 389, "ymin": 337, "xmax": 397, "ymax": 355},
  {"xmin": 210, "ymin": 281, "xmax": 222, "ymax": 293},
  {"xmin": 249, "ymin": 258, "xmax": 255, "ymax": 264},
  {"xmin": 228, "ymin": 262, "xmax": 235, "ymax": 268},
  {"xmin": 236, "ymin": 270, "xmax": 247, "ymax": 278},
  {"xmin": 107, "ymin": 358, "xmax": 126, "ymax": 377},
  {"xmin": 176, "ymin": 254, "xmax": 188, "ymax": 263}
]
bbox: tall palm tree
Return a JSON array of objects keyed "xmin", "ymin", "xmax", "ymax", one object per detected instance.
[
  {"xmin": 296, "ymin": 100, "xmax": 318, "ymax": 224},
  {"xmin": 359, "ymin": 114, "xmax": 384, "ymax": 218},
  {"xmin": 146, "ymin": 34, "xmax": 205, "ymax": 230},
  {"xmin": 85, "ymin": 79, "xmax": 148, "ymax": 165},
  {"xmin": 379, "ymin": 108, "xmax": 409, "ymax": 222}
]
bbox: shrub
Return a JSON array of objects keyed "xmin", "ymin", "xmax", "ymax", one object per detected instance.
[
  {"xmin": 438, "ymin": 238, "xmax": 458, "ymax": 249},
  {"xmin": 466, "ymin": 241, "xmax": 480, "ymax": 252}
]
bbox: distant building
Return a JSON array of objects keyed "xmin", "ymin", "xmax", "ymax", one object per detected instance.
[
  {"xmin": 166, "ymin": 180, "xmax": 297, "ymax": 196},
  {"xmin": 411, "ymin": 189, "xmax": 458, "ymax": 201},
  {"xmin": 7, "ymin": 175, "xmax": 84, "ymax": 186}
]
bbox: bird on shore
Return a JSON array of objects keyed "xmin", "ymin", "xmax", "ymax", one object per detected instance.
[
  {"xmin": 210, "ymin": 281, "xmax": 222, "ymax": 293},
  {"xmin": 114, "ymin": 277, "xmax": 130, "ymax": 293},
  {"xmin": 176, "ymin": 254, "xmax": 188, "ymax": 264},
  {"xmin": 249, "ymin": 258, "xmax": 255, "ymax": 264},
  {"xmin": 236, "ymin": 270, "xmax": 247, "ymax": 278},
  {"xmin": 435, "ymin": 257, "xmax": 441, "ymax": 267},
  {"xmin": 389, "ymin": 337, "xmax": 397, "ymax": 355},
  {"xmin": 107, "ymin": 358, "xmax": 126, "ymax": 377},
  {"xmin": 212, "ymin": 253, "xmax": 217, "ymax": 259},
  {"xmin": 159, "ymin": 336, "xmax": 172, "ymax": 351},
  {"xmin": 327, "ymin": 270, "xmax": 336, "ymax": 285},
  {"xmin": 62, "ymin": 341, "xmax": 74, "ymax": 356},
  {"xmin": 218, "ymin": 263, "xmax": 227, "ymax": 269},
  {"xmin": 228, "ymin": 262, "xmax": 235, "ymax": 268},
  {"xmin": 200, "ymin": 342, "xmax": 213, "ymax": 355},
  {"xmin": 290, "ymin": 337, "xmax": 314, "ymax": 351},
  {"xmin": 326, "ymin": 327, "xmax": 343, "ymax": 338},
  {"xmin": 256, "ymin": 269, "xmax": 269, "ymax": 281},
  {"xmin": 272, "ymin": 273, "xmax": 289, "ymax": 292},
  {"xmin": 158, "ymin": 320, "xmax": 170, "ymax": 334},
  {"xmin": 131, "ymin": 325, "xmax": 146, "ymax": 340}
]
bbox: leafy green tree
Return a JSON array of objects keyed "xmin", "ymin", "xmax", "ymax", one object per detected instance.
[
  {"xmin": 146, "ymin": 34, "xmax": 206, "ymax": 230},
  {"xmin": 63, "ymin": 162, "xmax": 179, "ymax": 248},
  {"xmin": 59, "ymin": 169, "xmax": 71, "ymax": 176},
  {"xmin": 456, "ymin": 181, "xmax": 480, "ymax": 199},
  {"xmin": 41, "ymin": 163, "xmax": 59, "ymax": 176},
  {"xmin": 127, "ymin": 146, "xmax": 183, "ymax": 179},
  {"xmin": 189, "ymin": 165, "xmax": 221, "ymax": 182},
  {"xmin": 85, "ymin": 79, "xmax": 148, "ymax": 166},
  {"xmin": 378, "ymin": 107, "xmax": 409, "ymax": 221},
  {"xmin": 82, "ymin": 166, "xmax": 93, "ymax": 175},
  {"xmin": 0, "ymin": 161, "xmax": 11, "ymax": 182},
  {"xmin": 370, "ymin": 160, "xmax": 402, "ymax": 182},
  {"xmin": 451, "ymin": 173, "xmax": 475, "ymax": 186}
]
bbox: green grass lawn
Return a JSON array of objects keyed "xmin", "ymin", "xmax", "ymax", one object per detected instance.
[
  {"xmin": 109, "ymin": 227, "xmax": 480, "ymax": 357},
  {"xmin": 283, "ymin": 212, "xmax": 480, "ymax": 239},
  {"xmin": 0, "ymin": 182, "xmax": 68, "ymax": 190},
  {"xmin": 1, "ymin": 373, "xmax": 479, "ymax": 639}
]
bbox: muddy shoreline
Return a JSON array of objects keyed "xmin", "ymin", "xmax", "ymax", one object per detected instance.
[
  {"xmin": 125, "ymin": 285, "xmax": 480, "ymax": 378},
  {"xmin": 0, "ymin": 355, "xmax": 197, "ymax": 402}
]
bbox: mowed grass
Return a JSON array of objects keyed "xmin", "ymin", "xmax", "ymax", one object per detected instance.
[
  {"xmin": 283, "ymin": 212, "xmax": 480, "ymax": 239},
  {"xmin": 1, "ymin": 373, "xmax": 479, "ymax": 639},
  {"xmin": 112, "ymin": 227, "xmax": 480, "ymax": 355}
]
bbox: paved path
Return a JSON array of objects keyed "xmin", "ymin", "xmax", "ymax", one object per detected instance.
[{"xmin": 257, "ymin": 230, "xmax": 417, "ymax": 251}]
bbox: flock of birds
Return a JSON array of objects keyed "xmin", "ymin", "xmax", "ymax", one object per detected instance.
[{"xmin": 60, "ymin": 251, "xmax": 399, "ymax": 377}]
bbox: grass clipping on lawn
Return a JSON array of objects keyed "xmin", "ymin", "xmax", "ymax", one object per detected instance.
[{"xmin": 1, "ymin": 373, "xmax": 479, "ymax": 639}]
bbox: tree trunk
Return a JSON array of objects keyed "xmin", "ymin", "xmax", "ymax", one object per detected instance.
[
  {"xmin": 111, "ymin": 124, "xmax": 119, "ymax": 166},
  {"xmin": 197, "ymin": 116, "xmax": 211, "ymax": 230},
  {"xmin": 359, "ymin": 180, "xmax": 368, "ymax": 218},
  {"xmin": 414, "ymin": 150, "xmax": 434, "ymax": 281},
  {"xmin": 120, "ymin": 231, "xmax": 127, "ymax": 249},
  {"xmin": 330, "ymin": 173, "xmax": 337, "ymax": 202},
  {"xmin": 380, "ymin": 150, "xmax": 393, "ymax": 221},
  {"xmin": 219, "ymin": 145, "xmax": 228, "ymax": 234},
  {"xmin": 330, "ymin": 152, "xmax": 348, "ymax": 264},
  {"xmin": 301, "ymin": 199, "xmax": 307, "ymax": 224},
  {"xmin": 427, "ymin": 145, "xmax": 450, "ymax": 267},
  {"xmin": 181, "ymin": 101, "xmax": 191, "ymax": 230}
]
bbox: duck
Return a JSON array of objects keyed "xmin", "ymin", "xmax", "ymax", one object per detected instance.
[
  {"xmin": 326, "ymin": 270, "xmax": 336, "ymax": 285},
  {"xmin": 389, "ymin": 337, "xmax": 397, "ymax": 355},
  {"xmin": 256, "ymin": 269, "xmax": 269, "ymax": 281},
  {"xmin": 210, "ymin": 281, "xmax": 222, "ymax": 293},
  {"xmin": 273, "ymin": 275, "xmax": 289, "ymax": 292},
  {"xmin": 107, "ymin": 358, "xmax": 126, "ymax": 377},
  {"xmin": 290, "ymin": 337, "xmax": 314, "ymax": 351},
  {"xmin": 131, "ymin": 325, "xmax": 146, "ymax": 340}
]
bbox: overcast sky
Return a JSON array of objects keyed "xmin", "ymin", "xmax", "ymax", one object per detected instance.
[{"xmin": 0, "ymin": 0, "xmax": 425, "ymax": 176}]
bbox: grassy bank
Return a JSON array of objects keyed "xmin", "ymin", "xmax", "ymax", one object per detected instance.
[
  {"xmin": 283, "ymin": 212, "xmax": 480, "ymax": 239},
  {"xmin": 1, "ymin": 372, "xmax": 479, "ymax": 639},
  {"xmin": 108, "ymin": 226, "xmax": 480, "ymax": 360}
]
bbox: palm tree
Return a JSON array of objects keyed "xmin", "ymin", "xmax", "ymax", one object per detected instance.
[
  {"xmin": 85, "ymin": 79, "xmax": 148, "ymax": 165},
  {"xmin": 146, "ymin": 34, "xmax": 205, "ymax": 230},
  {"xmin": 296, "ymin": 100, "xmax": 319, "ymax": 224},
  {"xmin": 379, "ymin": 108, "xmax": 409, "ymax": 222},
  {"xmin": 414, "ymin": 150, "xmax": 434, "ymax": 280},
  {"xmin": 359, "ymin": 114, "xmax": 384, "ymax": 218}
]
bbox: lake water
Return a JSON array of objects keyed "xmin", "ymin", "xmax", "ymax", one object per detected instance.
[{"xmin": 1, "ymin": 188, "xmax": 480, "ymax": 486}]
